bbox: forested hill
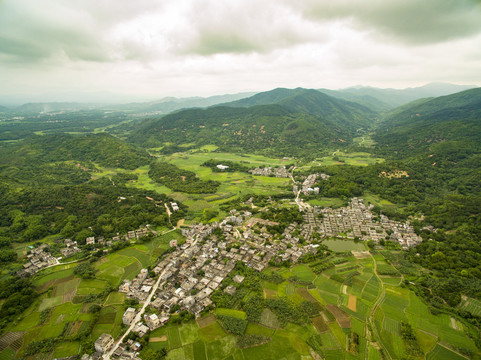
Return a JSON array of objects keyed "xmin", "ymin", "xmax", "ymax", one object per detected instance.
[
  {"xmin": 129, "ymin": 88, "xmax": 376, "ymax": 157},
  {"xmin": 221, "ymin": 87, "xmax": 375, "ymax": 128},
  {"xmin": 374, "ymin": 87, "xmax": 481, "ymax": 157},
  {"xmin": 0, "ymin": 133, "xmax": 151, "ymax": 184}
]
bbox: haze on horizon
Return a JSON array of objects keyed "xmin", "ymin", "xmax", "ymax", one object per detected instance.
[{"xmin": 1, "ymin": 0, "xmax": 481, "ymax": 104}]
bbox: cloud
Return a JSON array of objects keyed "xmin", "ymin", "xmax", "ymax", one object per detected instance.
[
  {"xmin": 0, "ymin": 0, "xmax": 112, "ymax": 64},
  {"xmin": 296, "ymin": 0, "xmax": 481, "ymax": 44},
  {"xmin": 0, "ymin": 0, "xmax": 480, "ymax": 103},
  {"xmin": 175, "ymin": 0, "xmax": 326, "ymax": 55}
]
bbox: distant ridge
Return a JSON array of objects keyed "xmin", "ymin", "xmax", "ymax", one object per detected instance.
[
  {"xmin": 111, "ymin": 92, "xmax": 256, "ymax": 113},
  {"xmin": 319, "ymin": 82, "xmax": 477, "ymax": 111},
  {"xmin": 1, "ymin": 93, "xmax": 255, "ymax": 115}
]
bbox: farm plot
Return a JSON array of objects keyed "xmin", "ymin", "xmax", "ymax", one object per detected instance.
[
  {"xmin": 192, "ymin": 340, "xmax": 207, "ymax": 360},
  {"xmin": 427, "ymin": 344, "xmax": 468, "ymax": 360},
  {"xmin": 312, "ymin": 316, "xmax": 329, "ymax": 333},
  {"xmin": 199, "ymin": 322, "xmax": 226, "ymax": 343},
  {"xmin": 326, "ymin": 304, "xmax": 351, "ymax": 328},
  {"xmin": 296, "ymin": 287, "xmax": 319, "ymax": 304},
  {"xmin": 291, "ymin": 264, "xmax": 316, "ymax": 282},
  {"xmin": 0, "ymin": 332, "xmax": 24, "ymax": 353},
  {"xmin": 196, "ymin": 314, "xmax": 216, "ymax": 329},
  {"xmin": 361, "ymin": 275, "xmax": 380, "ymax": 302},
  {"xmin": 215, "ymin": 308, "xmax": 247, "ymax": 320},
  {"xmin": 167, "ymin": 327, "xmax": 183, "ymax": 349},
  {"xmin": 347, "ymin": 295, "xmax": 357, "ymax": 312},
  {"xmin": 259, "ymin": 308, "xmax": 279, "ymax": 329},
  {"xmin": 380, "ymin": 291, "xmax": 409, "ymax": 321},
  {"xmin": 459, "ymin": 297, "xmax": 481, "ymax": 317},
  {"xmin": 76, "ymin": 279, "xmax": 107, "ymax": 295},
  {"xmin": 383, "ymin": 317, "xmax": 400, "ymax": 335},
  {"xmin": 118, "ymin": 247, "xmax": 150, "ymax": 267}
]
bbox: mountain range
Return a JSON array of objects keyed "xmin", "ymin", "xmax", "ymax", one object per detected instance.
[{"xmin": 129, "ymin": 88, "xmax": 378, "ymax": 157}]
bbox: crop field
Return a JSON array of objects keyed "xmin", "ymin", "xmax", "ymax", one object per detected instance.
[
  {"xmin": 308, "ymin": 197, "xmax": 345, "ymax": 208},
  {"xmin": 291, "ymin": 264, "xmax": 316, "ymax": 282},
  {"xmin": 318, "ymin": 151, "xmax": 385, "ymax": 167},
  {"xmin": 459, "ymin": 296, "xmax": 481, "ymax": 316},
  {"xmin": 322, "ymin": 239, "xmax": 366, "ymax": 252},
  {"xmin": 427, "ymin": 344, "xmax": 468, "ymax": 360},
  {"xmin": 215, "ymin": 308, "xmax": 247, "ymax": 320},
  {"xmin": 167, "ymin": 327, "xmax": 183, "ymax": 349},
  {"xmin": 259, "ymin": 309, "xmax": 279, "ymax": 329}
]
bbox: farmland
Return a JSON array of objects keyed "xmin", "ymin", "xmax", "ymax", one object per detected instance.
[
  {"xmin": 2, "ymin": 231, "xmax": 479, "ymax": 359},
  {"xmin": 1, "ymin": 145, "xmax": 481, "ymax": 360},
  {"xmin": 129, "ymin": 248, "xmax": 476, "ymax": 360},
  {"xmin": 0, "ymin": 230, "xmax": 183, "ymax": 360}
]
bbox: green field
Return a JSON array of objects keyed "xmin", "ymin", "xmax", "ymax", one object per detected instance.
[
  {"xmin": 291, "ymin": 265, "xmax": 316, "ymax": 282},
  {"xmin": 427, "ymin": 344, "xmax": 468, "ymax": 360},
  {"xmin": 317, "ymin": 151, "xmax": 385, "ymax": 167},
  {"xmin": 124, "ymin": 152, "xmax": 293, "ymax": 221},
  {"xmin": 323, "ymin": 239, "xmax": 366, "ymax": 252}
]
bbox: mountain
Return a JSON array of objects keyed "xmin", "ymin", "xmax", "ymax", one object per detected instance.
[
  {"xmin": 130, "ymin": 88, "xmax": 377, "ymax": 157},
  {"xmin": 320, "ymin": 83, "xmax": 477, "ymax": 111},
  {"xmin": 11, "ymin": 102, "xmax": 98, "ymax": 113},
  {"xmin": 374, "ymin": 87, "xmax": 481, "ymax": 156},
  {"xmin": 113, "ymin": 92, "xmax": 255, "ymax": 113},
  {"xmin": 221, "ymin": 87, "xmax": 376, "ymax": 128},
  {"xmin": 0, "ymin": 105, "xmax": 8, "ymax": 112}
]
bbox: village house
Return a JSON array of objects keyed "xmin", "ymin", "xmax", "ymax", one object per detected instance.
[
  {"xmin": 94, "ymin": 333, "xmax": 114, "ymax": 353},
  {"xmin": 123, "ymin": 307, "xmax": 136, "ymax": 325}
]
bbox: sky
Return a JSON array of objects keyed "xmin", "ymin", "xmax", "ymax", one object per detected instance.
[{"xmin": 1, "ymin": 0, "xmax": 481, "ymax": 104}]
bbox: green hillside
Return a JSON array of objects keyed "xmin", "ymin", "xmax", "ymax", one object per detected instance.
[
  {"xmin": 375, "ymin": 87, "xmax": 481, "ymax": 156},
  {"xmin": 130, "ymin": 88, "xmax": 376, "ymax": 157},
  {"xmin": 0, "ymin": 133, "xmax": 151, "ymax": 180},
  {"xmin": 223, "ymin": 87, "xmax": 375, "ymax": 128}
]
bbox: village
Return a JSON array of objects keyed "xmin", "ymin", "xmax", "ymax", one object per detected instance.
[
  {"xmin": 88, "ymin": 195, "xmax": 423, "ymax": 360},
  {"xmin": 299, "ymin": 197, "xmax": 423, "ymax": 249},
  {"xmin": 248, "ymin": 166, "xmax": 290, "ymax": 178},
  {"xmin": 17, "ymin": 226, "xmax": 155, "ymax": 278}
]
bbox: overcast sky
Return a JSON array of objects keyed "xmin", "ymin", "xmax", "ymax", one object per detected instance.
[{"xmin": 1, "ymin": 0, "xmax": 480, "ymax": 103}]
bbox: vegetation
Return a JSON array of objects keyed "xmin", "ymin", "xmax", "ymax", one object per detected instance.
[
  {"xmin": 1, "ymin": 86, "xmax": 481, "ymax": 359},
  {"xmin": 149, "ymin": 161, "xmax": 220, "ymax": 193}
]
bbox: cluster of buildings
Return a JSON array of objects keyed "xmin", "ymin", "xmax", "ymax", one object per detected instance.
[
  {"xmin": 114, "ymin": 208, "xmax": 320, "ymax": 344},
  {"xmin": 17, "ymin": 243, "xmax": 58, "ymax": 277},
  {"xmin": 119, "ymin": 269, "xmax": 155, "ymax": 302},
  {"xmin": 88, "ymin": 333, "xmax": 142, "ymax": 360},
  {"xmin": 248, "ymin": 166, "xmax": 290, "ymax": 178},
  {"xmin": 89, "ymin": 196, "xmax": 423, "ymax": 359},
  {"xmin": 18, "ymin": 226, "xmax": 155, "ymax": 278},
  {"xmin": 310, "ymin": 198, "xmax": 422, "ymax": 249},
  {"xmin": 298, "ymin": 173, "xmax": 329, "ymax": 195}
]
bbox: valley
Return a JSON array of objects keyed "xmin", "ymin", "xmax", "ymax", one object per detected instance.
[{"xmin": 1, "ymin": 85, "xmax": 481, "ymax": 360}]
